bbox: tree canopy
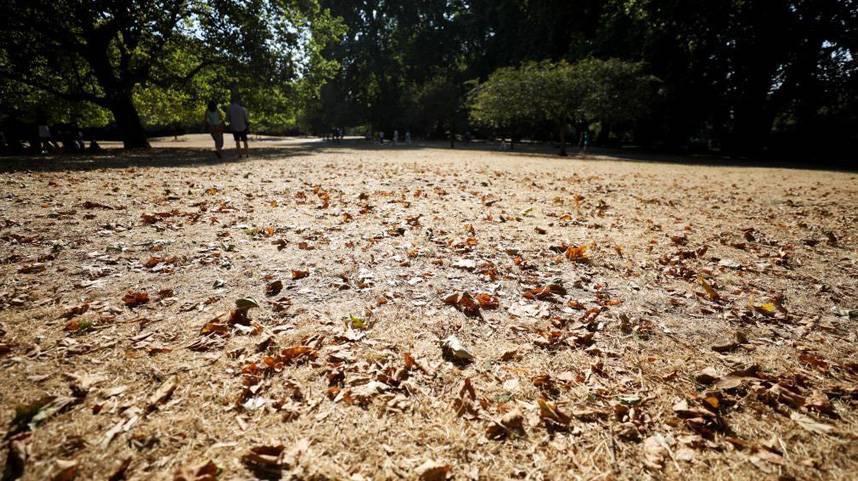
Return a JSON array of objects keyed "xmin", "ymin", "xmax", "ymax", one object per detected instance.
[
  {"xmin": 2, "ymin": 0, "xmax": 856, "ymax": 159},
  {"xmin": 470, "ymin": 59, "xmax": 659, "ymax": 154},
  {"xmin": 0, "ymin": 0, "xmax": 340, "ymax": 147}
]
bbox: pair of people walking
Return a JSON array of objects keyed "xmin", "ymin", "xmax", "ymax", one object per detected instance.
[{"xmin": 204, "ymin": 97, "xmax": 250, "ymax": 158}]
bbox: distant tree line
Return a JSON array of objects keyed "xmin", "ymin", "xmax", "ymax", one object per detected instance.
[
  {"xmin": 2, "ymin": 0, "xmax": 856, "ymax": 160},
  {"xmin": 312, "ymin": 0, "xmax": 857, "ymax": 159}
]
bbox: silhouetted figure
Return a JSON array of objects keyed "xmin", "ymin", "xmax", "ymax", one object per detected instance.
[
  {"xmin": 88, "ymin": 137, "xmax": 102, "ymax": 152},
  {"xmin": 228, "ymin": 96, "xmax": 250, "ymax": 158},
  {"xmin": 204, "ymin": 100, "xmax": 225, "ymax": 159}
]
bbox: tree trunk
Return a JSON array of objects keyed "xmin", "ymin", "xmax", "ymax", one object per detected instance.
[{"xmin": 109, "ymin": 93, "xmax": 150, "ymax": 149}]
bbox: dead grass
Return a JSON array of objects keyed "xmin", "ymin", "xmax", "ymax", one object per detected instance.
[{"xmin": 1, "ymin": 135, "xmax": 856, "ymax": 480}]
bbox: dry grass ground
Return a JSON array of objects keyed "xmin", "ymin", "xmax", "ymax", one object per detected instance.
[{"xmin": 1, "ymin": 135, "xmax": 856, "ymax": 481}]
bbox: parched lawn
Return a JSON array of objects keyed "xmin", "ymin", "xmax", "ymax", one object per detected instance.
[{"xmin": 1, "ymin": 136, "xmax": 856, "ymax": 480}]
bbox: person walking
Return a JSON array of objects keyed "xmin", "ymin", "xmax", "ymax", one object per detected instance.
[
  {"xmin": 204, "ymin": 100, "xmax": 225, "ymax": 159},
  {"xmin": 37, "ymin": 122, "xmax": 56, "ymax": 153},
  {"xmin": 228, "ymin": 96, "xmax": 250, "ymax": 158}
]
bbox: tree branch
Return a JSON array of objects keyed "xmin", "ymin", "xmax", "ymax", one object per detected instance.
[{"xmin": 0, "ymin": 70, "xmax": 108, "ymax": 107}]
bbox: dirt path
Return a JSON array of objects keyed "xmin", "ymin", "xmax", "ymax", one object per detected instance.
[{"xmin": 1, "ymin": 136, "xmax": 856, "ymax": 480}]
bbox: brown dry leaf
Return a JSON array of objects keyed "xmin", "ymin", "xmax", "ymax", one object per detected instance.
[
  {"xmin": 265, "ymin": 279, "xmax": 283, "ymax": 297},
  {"xmin": 146, "ymin": 375, "xmax": 178, "ymax": 413},
  {"xmin": 50, "ymin": 459, "xmax": 78, "ymax": 481},
  {"xmin": 537, "ymin": 398, "xmax": 570, "ymax": 427},
  {"xmin": 790, "ymin": 411, "xmax": 836, "ymax": 435},
  {"xmin": 18, "ymin": 263, "xmax": 47, "ymax": 274},
  {"xmin": 698, "ymin": 275, "xmax": 720, "ymax": 301},
  {"xmin": 711, "ymin": 341, "xmax": 739, "ymax": 353},
  {"xmin": 805, "ymin": 390, "xmax": 837, "ymax": 418},
  {"xmin": 173, "ymin": 459, "xmax": 218, "ymax": 481},
  {"xmin": 279, "ymin": 346, "xmax": 318, "ymax": 364},
  {"xmin": 242, "ymin": 444, "xmax": 284, "ymax": 479},
  {"xmin": 474, "ymin": 292, "xmax": 499, "ymax": 310},
  {"xmin": 416, "ymin": 460, "xmax": 451, "ymax": 481},
  {"xmin": 60, "ymin": 303, "xmax": 90, "ymax": 320},
  {"xmin": 107, "ymin": 456, "xmax": 132, "ymax": 481},
  {"xmin": 291, "ymin": 269, "xmax": 309, "ymax": 280},
  {"xmin": 443, "ymin": 292, "xmax": 481, "ymax": 317},
  {"xmin": 486, "ymin": 409, "xmax": 525, "ymax": 440},
  {"xmin": 798, "ymin": 351, "xmax": 830, "ymax": 373},
  {"xmin": 143, "ymin": 256, "xmax": 161, "ymax": 268},
  {"xmin": 500, "ymin": 348, "xmax": 519, "ymax": 361},
  {"xmin": 199, "ymin": 312, "xmax": 231, "ymax": 336},
  {"xmin": 122, "ymin": 290, "xmax": 149, "ymax": 307},
  {"xmin": 523, "ymin": 283, "xmax": 566, "ymax": 301},
  {"xmin": 564, "ymin": 245, "xmax": 589, "ymax": 262}
]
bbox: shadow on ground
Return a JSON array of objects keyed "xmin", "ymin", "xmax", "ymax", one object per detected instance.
[
  {"xmin": 1, "ymin": 137, "xmax": 855, "ymax": 173},
  {"xmin": 0, "ymin": 144, "xmax": 323, "ymax": 173}
]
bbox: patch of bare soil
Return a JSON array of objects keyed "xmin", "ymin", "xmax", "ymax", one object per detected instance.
[{"xmin": 1, "ymin": 136, "xmax": 857, "ymax": 480}]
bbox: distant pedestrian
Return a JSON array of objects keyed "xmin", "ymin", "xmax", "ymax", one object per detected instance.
[
  {"xmin": 37, "ymin": 123, "xmax": 57, "ymax": 153},
  {"xmin": 379, "ymin": 131, "xmax": 385, "ymax": 144},
  {"xmin": 228, "ymin": 96, "xmax": 250, "ymax": 158},
  {"xmin": 204, "ymin": 100, "xmax": 225, "ymax": 159},
  {"xmin": 405, "ymin": 131, "xmax": 411, "ymax": 144},
  {"xmin": 393, "ymin": 130, "xmax": 399, "ymax": 144}
]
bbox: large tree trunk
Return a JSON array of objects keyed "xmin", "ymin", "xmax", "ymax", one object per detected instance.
[{"xmin": 109, "ymin": 93, "xmax": 150, "ymax": 149}]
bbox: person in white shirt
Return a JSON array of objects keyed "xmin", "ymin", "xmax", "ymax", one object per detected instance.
[
  {"xmin": 228, "ymin": 96, "xmax": 250, "ymax": 158},
  {"xmin": 204, "ymin": 100, "xmax": 225, "ymax": 159}
]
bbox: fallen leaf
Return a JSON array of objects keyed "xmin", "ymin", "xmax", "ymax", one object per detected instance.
[
  {"xmin": 173, "ymin": 459, "xmax": 219, "ymax": 481},
  {"xmin": 279, "ymin": 346, "xmax": 318, "ymax": 364},
  {"xmin": 805, "ymin": 390, "xmax": 837, "ymax": 418},
  {"xmin": 486, "ymin": 408, "xmax": 526, "ymax": 440},
  {"xmin": 242, "ymin": 445, "xmax": 284, "ymax": 479},
  {"xmin": 122, "ymin": 291, "xmax": 149, "ymax": 307},
  {"xmin": 50, "ymin": 459, "xmax": 78, "ymax": 481},
  {"xmin": 415, "ymin": 460, "xmax": 451, "ymax": 481},
  {"xmin": 146, "ymin": 375, "xmax": 178, "ymax": 413},
  {"xmin": 790, "ymin": 411, "xmax": 836, "ymax": 435},
  {"xmin": 474, "ymin": 293, "xmax": 499, "ymax": 310},
  {"xmin": 441, "ymin": 335, "xmax": 474, "ymax": 363},
  {"xmin": 443, "ymin": 292, "xmax": 481, "ymax": 317},
  {"xmin": 643, "ymin": 434, "xmax": 669, "ymax": 470},
  {"xmin": 537, "ymin": 398, "xmax": 571, "ymax": 427},
  {"xmin": 265, "ymin": 280, "xmax": 283, "ymax": 297},
  {"xmin": 348, "ymin": 315, "xmax": 367, "ymax": 330},
  {"xmin": 698, "ymin": 276, "xmax": 720, "ymax": 301},
  {"xmin": 523, "ymin": 283, "xmax": 566, "ymax": 301},
  {"xmin": 235, "ymin": 297, "xmax": 260, "ymax": 312},
  {"xmin": 564, "ymin": 245, "xmax": 589, "ymax": 262},
  {"xmin": 291, "ymin": 269, "xmax": 309, "ymax": 280}
]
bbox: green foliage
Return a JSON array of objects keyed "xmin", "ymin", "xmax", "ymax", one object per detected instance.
[
  {"xmin": 470, "ymin": 58, "xmax": 658, "ymax": 137},
  {"xmin": 575, "ymin": 58, "xmax": 660, "ymax": 126},
  {"xmin": 2, "ymin": 0, "xmax": 855, "ymax": 158},
  {"xmin": 0, "ymin": 0, "xmax": 335, "ymax": 147}
]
